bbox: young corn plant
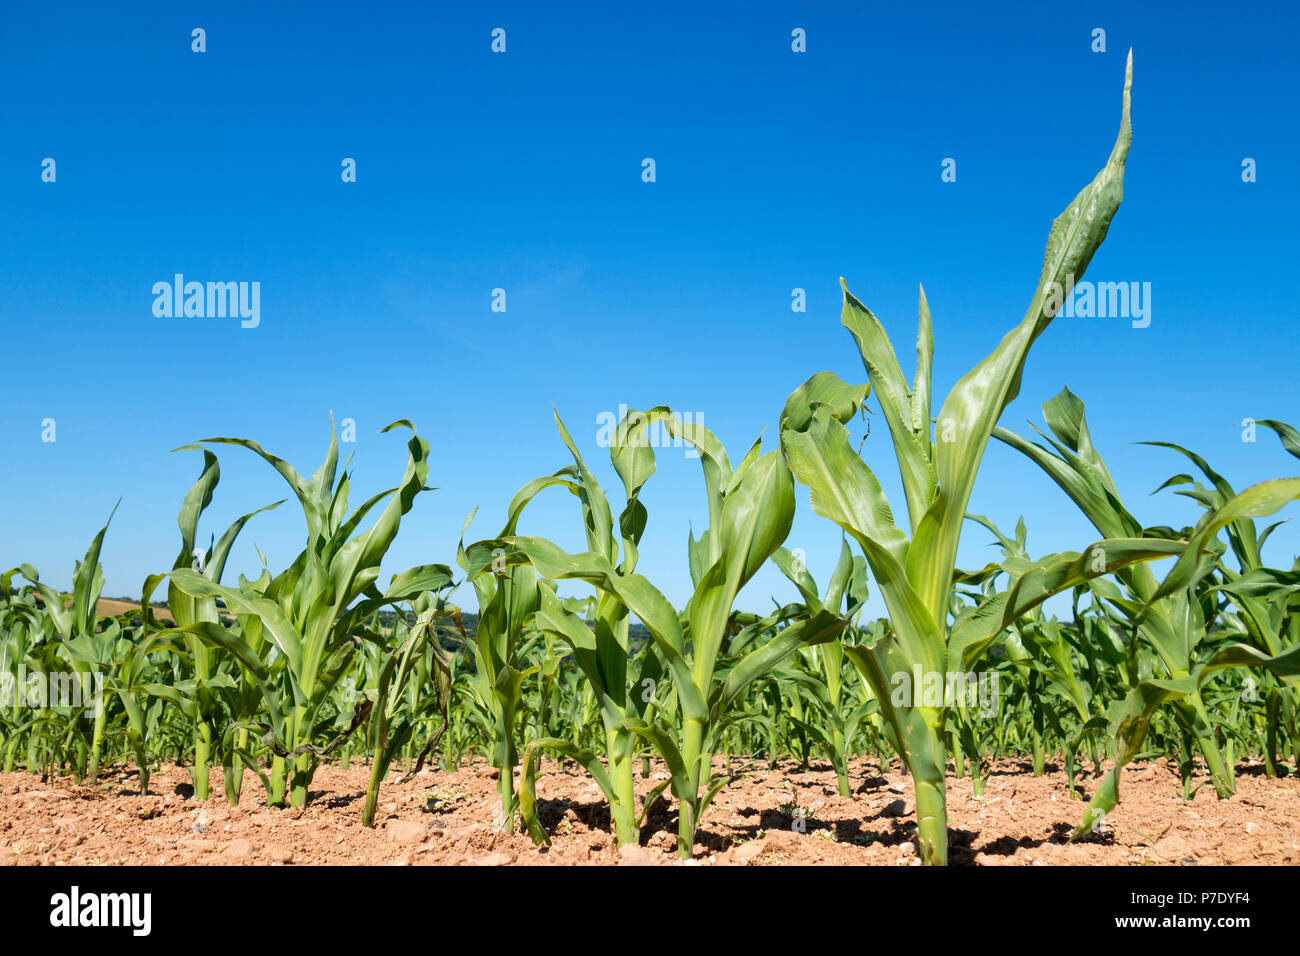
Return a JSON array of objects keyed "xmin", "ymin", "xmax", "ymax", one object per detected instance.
[
  {"xmin": 0, "ymin": 566, "xmax": 44, "ymax": 772},
  {"xmin": 488, "ymin": 408, "xmax": 844, "ymax": 856},
  {"xmin": 103, "ymin": 625, "xmax": 166, "ymax": 794},
  {"xmin": 138, "ymin": 447, "xmax": 280, "ymax": 800},
  {"xmin": 360, "ymin": 586, "xmax": 457, "ymax": 827},
  {"xmin": 993, "ymin": 390, "xmax": 1300, "ymax": 832},
  {"xmin": 777, "ymin": 56, "xmax": 1188, "ymax": 863},
  {"xmin": 167, "ymin": 420, "xmax": 441, "ymax": 807},
  {"xmin": 456, "ymin": 481, "xmax": 556, "ymax": 832},
  {"xmin": 959, "ymin": 515, "xmax": 1109, "ymax": 787},
  {"xmin": 498, "ymin": 409, "xmax": 664, "ymax": 847},
  {"xmin": 33, "ymin": 507, "xmax": 119, "ymax": 781},
  {"xmin": 1069, "ymin": 492, "xmax": 1300, "ymax": 835},
  {"xmin": 0, "ymin": 566, "xmax": 100, "ymax": 777},
  {"xmin": 994, "ymin": 390, "xmax": 1237, "ymax": 796},
  {"xmin": 1146, "ymin": 421, "xmax": 1300, "ymax": 775},
  {"xmin": 771, "ymin": 539, "xmax": 873, "ymax": 795}
]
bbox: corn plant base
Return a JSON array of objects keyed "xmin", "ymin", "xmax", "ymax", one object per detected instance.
[{"xmin": 0, "ymin": 756, "xmax": 1295, "ymax": 866}]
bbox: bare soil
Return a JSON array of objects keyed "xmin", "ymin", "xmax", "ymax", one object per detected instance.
[{"xmin": 0, "ymin": 757, "xmax": 1296, "ymax": 866}]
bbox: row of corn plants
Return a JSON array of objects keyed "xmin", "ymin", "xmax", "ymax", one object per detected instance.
[{"xmin": 3, "ymin": 54, "xmax": 1299, "ymax": 862}]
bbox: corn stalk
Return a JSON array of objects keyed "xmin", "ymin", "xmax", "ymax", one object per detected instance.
[
  {"xmin": 780, "ymin": 55, "xmax": 1139, "ymax": 864},
  {"xmin": 167, "ymin": 420, "xmax": 439, "ymax": 807}
]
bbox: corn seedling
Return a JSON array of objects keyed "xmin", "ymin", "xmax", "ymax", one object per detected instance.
[
  {"xmin": 166, "ymin": 420, "xmax": 440, "ymax": 807},
  {"xmin": 490, "ymin": 408, "xmax": 844, "ymax": 856},
  {"xmin": 777, "ymin": 55, "xmax": 1189, "ymax": 863},
  {"xmin": 993, "ymin": 389, "xmax": 1300, "ymax": 834},
  {"xmin": 360, "ymin": 586, "xmax": 457, "ymax": 826}
]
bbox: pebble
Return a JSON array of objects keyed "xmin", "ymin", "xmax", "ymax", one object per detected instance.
[
  {"xmin": 385, "ymin": 820, "xmax": 428, "ymax": 844},
  {"xmin": 617, "ymin": 844, "xmax": 653, "ymax": 866},
  {"xmin": 224, "ymin": 838, "xmax": 255, "ymax": 858}
]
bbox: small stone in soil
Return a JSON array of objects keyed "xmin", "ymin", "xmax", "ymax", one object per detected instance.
[
  {"xmin": 617, "ymin": 844, "xmax": 653, "ymax": 866},
  {"xmin": 224, "ymin": 838, "xmax": 255, "ymax": 858},
  {"xmin": 386, "ymin": 819, "xmax": 428, "ymax": 843}
]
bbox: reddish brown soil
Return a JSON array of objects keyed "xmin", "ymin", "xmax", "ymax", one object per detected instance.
[{"xmin": 0, "ymin": 757, "xmax": 1296, "ymax": 866}]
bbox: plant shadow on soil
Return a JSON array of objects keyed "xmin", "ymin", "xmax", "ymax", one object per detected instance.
[{"xmin": 0, "ymin": 755, "xmax": 1296, "ymax": 865}]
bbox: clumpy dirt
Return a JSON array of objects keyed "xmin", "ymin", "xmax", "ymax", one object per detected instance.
[{"xmin": 0, "ymin": 756, "xmax": 1296, "ymax": 866}]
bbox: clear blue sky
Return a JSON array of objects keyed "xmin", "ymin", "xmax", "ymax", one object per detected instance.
[{"xmin": 2, "ymin": 1, "xmax": 1297, "ymax": 614}]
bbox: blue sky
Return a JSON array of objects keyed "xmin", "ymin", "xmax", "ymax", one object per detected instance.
[{"xmin": 2, "ymin": 1, "xmax": 1297, "ymax": 614}]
